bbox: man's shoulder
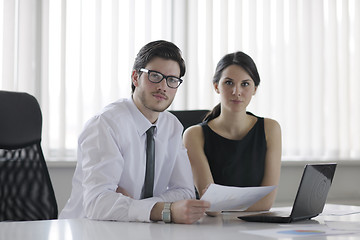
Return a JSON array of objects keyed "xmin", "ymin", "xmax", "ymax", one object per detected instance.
[
  {"xmin": 162, "ymin": 110, "xmax": 182, "ymax": 125},
  {"xmin": 159, "ymin": 110, "xmax": 183, "ymax": 134},
  {"xmin": 162, "ymin": 110, "xmax": 179, "ymax": 120},
  {"xmin": 102, "ymin": 98, "xmax": 129, "ymax": 111},
  {"xmin": 99, "ymin": 98, "xmax": 132, "ymax": 118},
  {"xmin": 84, "ymin": 98, "xmax": 132, "ymax": 127}
]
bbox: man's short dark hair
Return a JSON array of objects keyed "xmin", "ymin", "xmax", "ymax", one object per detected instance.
[{"xmin": 131, "ymin": 40, "xmax": 186, "ymax": 93}]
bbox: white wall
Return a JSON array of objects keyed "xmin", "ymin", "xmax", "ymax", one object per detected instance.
[
  {"xmin": 274, "ymin": 161, "xmax": 360, "ymax": 206},
  {"xmin": 48, "ymin": 161, "xmax": 360, "ymax": 214}
]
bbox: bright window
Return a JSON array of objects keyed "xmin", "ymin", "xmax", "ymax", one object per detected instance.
[{"xmin": 1, "ymin": 0, "xmax": 359, "ymax": 161}]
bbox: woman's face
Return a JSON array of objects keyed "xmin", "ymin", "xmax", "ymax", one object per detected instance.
[{"xmin": 214, "ymin": 64, "xmax": 257, "ymax": 113}]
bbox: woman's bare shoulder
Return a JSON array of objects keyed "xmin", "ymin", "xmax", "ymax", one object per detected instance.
[
  {"xmin": 183, "ymin": 124, "xmax": 204, "ymax": 145},
  {"xmin": 263, "ymin": 118, "xmax": 281, "ymax": 143},
  {"xmin": 184, "ymin": 124, "xmax": 203, "ymax": 137},
  {"xmin": 264, "ymin": 118, "xmax": 281, "ymax": 131}
]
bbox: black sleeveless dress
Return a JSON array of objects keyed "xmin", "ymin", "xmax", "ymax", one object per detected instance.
[{"xmin": 201, "ymin": 112, "xmax": 267, "ymax": 187}]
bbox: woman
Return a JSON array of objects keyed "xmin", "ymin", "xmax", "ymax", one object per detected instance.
[{"xmin": 183, "ymin": 51, "xmax": 281, "ymax": 212}]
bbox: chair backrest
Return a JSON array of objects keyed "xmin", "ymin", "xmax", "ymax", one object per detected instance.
[
  {"xmin": 0, "ymin": 90, "xmax": 58, "ymax": 221},
  {"xmin": 169, "ymin": 110, "xmax": 210, "ymax": 133},
  {"xmin": 169, "ymin": 109, "xmax": 209, "ymax": 199}
]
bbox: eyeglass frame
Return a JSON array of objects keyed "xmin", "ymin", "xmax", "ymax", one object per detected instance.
[{"xmin": 139, "ymin": 68, "xmax": 183, "ymax": 89}]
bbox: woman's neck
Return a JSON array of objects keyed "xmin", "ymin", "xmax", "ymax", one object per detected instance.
[{"xmin": 209, "ymin": 109, "xmax": 255, "ymax": 140}]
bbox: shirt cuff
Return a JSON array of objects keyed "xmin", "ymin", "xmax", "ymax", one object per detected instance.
[{"xmin": 128, "ymin": 197, "xmax": 162, "ymax": 222}]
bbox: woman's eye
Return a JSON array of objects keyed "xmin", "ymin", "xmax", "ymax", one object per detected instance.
[
  {"xmin": 225, "ymin": 81, "xmax": 233, "ymax": 85},
  {"xmin": 242, "ymin": 82, "xmax": 250, "ymax": 87}
]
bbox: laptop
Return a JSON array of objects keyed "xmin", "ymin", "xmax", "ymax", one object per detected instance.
[{"xmin": 238, "ymin": 163, "xmax": 337, "ymax": 223}]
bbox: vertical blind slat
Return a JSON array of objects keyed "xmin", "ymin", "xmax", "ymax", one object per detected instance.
[
  {"xmin": 283, "ymin": 0, "xmax": 299, "ymax": 156},
  {"xmin": 349, "ymin": 0, "xmax": 360, "ymax": 158},
  {"xmin": 78, "ymin": 0, "xmax": 84, "ymax": 131},
  {"xmin": 111, "ymin": 0, "xmax": 119, "ymax": 101},
  {"xmin": 310, "ymin": 0, "xmax": 324, "ymax": 158},
  {"xmin": 186, "ymin": 0, "xmax": 199, "ymax": 109},
  {"xmin": 41, "ymin": 0, "xmax": 50, "ymax": 156},
  {"xmin": 337, "ymin": 0, "xmax": 350, "ymax": 158},
  {"xmin": 59, "ymin": 0, "xmax": 66, "ymax": 155}
]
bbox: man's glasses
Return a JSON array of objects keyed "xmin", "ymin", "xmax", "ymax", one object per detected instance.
[{"xmin": 139, "ymin": 68, "xmax": 183, "ymax": 89}]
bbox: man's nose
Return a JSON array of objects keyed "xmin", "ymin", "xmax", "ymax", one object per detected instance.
[{"xmin": 157, "ymin": 78, "xmax": 168, "ymax": 91}]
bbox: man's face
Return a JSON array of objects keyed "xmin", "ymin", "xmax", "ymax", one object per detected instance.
[{"xmin": 132, "ymin": 57, "xmax": 181, "ymax": 121}]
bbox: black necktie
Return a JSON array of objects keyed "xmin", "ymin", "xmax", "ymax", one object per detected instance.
[{"xmin": 143, "ymin": 126, "xmax": 155, "ymax": 198}]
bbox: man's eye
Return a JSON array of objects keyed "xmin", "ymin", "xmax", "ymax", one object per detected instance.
[
  {"xmin": 168, "ymin": 78, "xmax": 178, "ymax": 83},
  {"xmin": 150, "ymin": 73, "xmax": 162, "ymax": 79}
]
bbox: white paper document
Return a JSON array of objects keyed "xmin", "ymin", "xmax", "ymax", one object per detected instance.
[{"xmin": 200, "ymin": 184, "xmax": 276, "ymax": 211}]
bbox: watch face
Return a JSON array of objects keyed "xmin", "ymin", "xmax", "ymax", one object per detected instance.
[
  {"xmin": 162, "ymin": 211, "xmax": 171, "ymax": 223},
  {"xmin": 162, "ymin": 203, "xmax": 172, "ymax": 223}
]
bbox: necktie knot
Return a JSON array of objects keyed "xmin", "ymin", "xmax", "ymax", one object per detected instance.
[{"xmin": 146, "ymin": 126, "xmax": 155, "ymax": 137}]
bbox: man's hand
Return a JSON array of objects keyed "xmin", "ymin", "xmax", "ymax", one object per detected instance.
[{"xmin": 171, "ymin": 199, "xmax": 210, "ymax": 224}]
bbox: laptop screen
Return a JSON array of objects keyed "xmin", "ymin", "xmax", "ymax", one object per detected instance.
[{"xmin": 290, "ymin": 163, "xmax": 337, "ymax": 221}]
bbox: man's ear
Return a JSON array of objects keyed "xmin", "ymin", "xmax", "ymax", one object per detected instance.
[
  {"xmin": 132, "ymin": 70, "xmax": 140, "ymax": 87},
  {"xmin": 214, "ymin": 82, "xmax": 220, "ymax": 94}
]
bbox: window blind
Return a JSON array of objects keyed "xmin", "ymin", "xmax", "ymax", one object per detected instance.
[{"xmin": 1, "ymin": 0, "xmax": 359, "ymax": 160}]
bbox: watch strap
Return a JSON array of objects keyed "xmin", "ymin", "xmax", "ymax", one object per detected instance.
[{"xmin": 162, "ymin": 202, "xmax": 172, "ymax": 223}]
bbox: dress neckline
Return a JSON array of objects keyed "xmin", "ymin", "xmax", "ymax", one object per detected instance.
[{"xmin": 203, "ymin": 112, "xmax": 261, "ymax": 142}]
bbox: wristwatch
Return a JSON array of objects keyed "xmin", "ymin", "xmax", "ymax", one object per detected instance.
[{"xmin": 161, "ymin": 202, "xmax": 172, "ymax": 223}]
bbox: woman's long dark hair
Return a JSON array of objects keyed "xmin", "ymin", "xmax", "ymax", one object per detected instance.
[{"xmin": 204, "ymin": 51, "xmax": 261, "ymax": 122}]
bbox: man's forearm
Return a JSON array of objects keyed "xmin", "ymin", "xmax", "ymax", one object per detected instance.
[{"xmin": 150, "ymin": 202, "xmax": 165, "ymax": 222}]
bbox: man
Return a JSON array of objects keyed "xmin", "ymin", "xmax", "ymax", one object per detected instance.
[{"xmin": 59, "ymin": 40, "xmax": 210, "ymax": 224}]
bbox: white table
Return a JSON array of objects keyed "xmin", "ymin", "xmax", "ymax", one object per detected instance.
[{"xmin": 1, "ymin": 204, "xmax": 360, "ymax": 240}]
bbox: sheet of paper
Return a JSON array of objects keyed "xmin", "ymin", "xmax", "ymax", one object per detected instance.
[
  {"xmin": 325, "ymin": 221, "xmax": 360, "ymax": 231},
  {"xmin": 200, "ymin": 184, "xmax": 276, "ymax": 211}
]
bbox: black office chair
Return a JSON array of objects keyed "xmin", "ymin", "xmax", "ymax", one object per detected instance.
[
  {"xmin": 169, "ymin": 109, "xmax": 210, "ymax": 199},
  {"xmin": 169, "ymin": 110, "xmax": 210, "ymax": 133},
  {"xmin": 0, "ymin": 90, "xmax": 58, "ymax": 221}
]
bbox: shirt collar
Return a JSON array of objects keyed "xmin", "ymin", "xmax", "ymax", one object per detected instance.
[{"xmin": 127, "ymin": 97, "xmax": 159, "ymax": 137}]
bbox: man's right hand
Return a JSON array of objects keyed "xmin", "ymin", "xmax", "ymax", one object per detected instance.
[{"xmin": 171, "ymin": 199, "xmax": 210, "ymax": 224}]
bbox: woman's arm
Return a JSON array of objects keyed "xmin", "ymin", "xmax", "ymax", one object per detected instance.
[
  {"xmin": 247, "ymin": 118, "xmax": 282, "ymax": 211},
  {"xmin": 183, "ymin": 125, "xmax": 220, "ymax": 216},
  {"xmin": 183, "ymin": 125, "xmax": 214, "ymax": 198}
]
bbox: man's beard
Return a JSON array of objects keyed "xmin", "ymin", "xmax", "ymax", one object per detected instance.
[{"xmin": 140, "ymin": 93, "xmax": 174, "ymax": 113}]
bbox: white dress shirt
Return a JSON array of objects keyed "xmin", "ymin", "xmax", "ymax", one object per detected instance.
[{"xmin": 59, "ymin": 98, "xmax": 195, "ymax": 222}]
